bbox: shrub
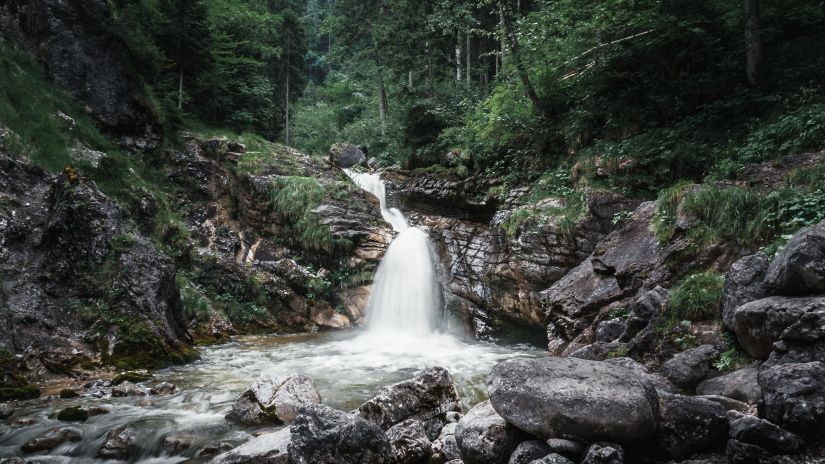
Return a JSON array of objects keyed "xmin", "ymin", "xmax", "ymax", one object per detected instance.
[
  {"xmin": 668, "ymin": 272, "xmax": 725, "ymax": 321},
  {"xmin": 680, "ymin": 186, "xmax": 774, "ymax": 246}
]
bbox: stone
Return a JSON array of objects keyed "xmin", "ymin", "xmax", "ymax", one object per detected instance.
[
  {"xmin": 722, "ymin": 254, "xmax": 769, "ymax": 330},
  {"xmin": 660, "ymin": 344, "xmax": 719, "ymax": 390},
  {"xmin": 386, "ymin": 418, "xmax": 431, "ymax": 464},
  {"xmin": 732, "ymin": 296, "xmax": 825, "ymax": 359},
  {"xmin": 150, "ymin": 382, "xmax": 177, "ymax": 395},
  {"xmin": 655, "ymin": 394, "xmax": 728, "ymax": 460},
  {"xmin": 603, "ymin": 357, "xmax": 677, "ymax": 393},
  {"xmin": 288, "ymin": 404, "xmax": 390, "ymax": 464},
  {"xmin": 622, "ymin": 287, "xmax": 668, "ymax": 354},
  {"xmin": 595, "ymin": 318, "xmax": 626, "ymax": 343},
  {"xmin": 765, "ymin": 219, "xmax": 825, "ymax": 295},
  {"xmin": 725, "ymin": 439, "xmax": 795, "ymax": 464},
  {"xmin": 580, "ymin": 442, "xmax": 624, "ymax": 464},
  {"xmin": 488, "ymin": 357, "xmax": 659, "ymax": 444},
  {"xmin": 509, "ymin": 440, "xmax": 552, "ymax": 464},
  {"xmin": 111, "ymin": 381, "xmax": 147, "ymax": 397},
  {"xmin": 112, "ymin": 370, "xmax": 153, "ymax": 385},
  {"xmin": 529, "ymin": 455, "xmax": 575, "ymax": 464},
  {"xmin": 58, "ymin": 388, "xmax": 79, "ymax": 398},
  {"xmin": 728, "ymin": 414, "xmax": 802, "ymax": 455},
  {"xmin": 455, "ymin": 400, "xmax": 526, "ymax": 464},
  {"xmin": 0, "ymin": 403, "xmax": 14, "ymax": 419},
  {"xmin": 310, "ymin": 302, "xmax": 352, "ymax": 329},
  {"xmin": 357, "ymin": 367, "xmax": 460, "ymax": 430},
  {"xmin": 696, "ymin": 364, "xmax": 761, "ymax": 404},
  {"xmin": 329, "ymin": 143, "xmax": 366, "ymax": 168},
  {"xmin": 206, "ymin": 428, "xmax": 291, "ymax": 464},
  {"xmin": 432, "ymin": 421, "xmax": 461, "ymax": 462},
  {"xmin": 20, "ymin": 426, "xmax": 82, "ymax": 452},
  {"xmin": 56, "ymin": 405, "xmax": 89, "ymax": 422},
  {"xmin": 696, "ymin": 395, "xmax": 751, "ymax": 413},
  {"xmin": 226, "ymin": 374, "xmax": 321, "ymax": 425},
  {"xmin": 544, "ymin": 438, "xmax": 584, "ymax": 461},
  {"xmin": 163, "ymin": 434, "xmax": 193, "ymax": 455},
  {"xmin": 98, "ymin": 426, "xmax": 138, "ymax": 460},
  {"xmin": 758, "ymin": 361, "xmax": 825, "ymax": 439}
]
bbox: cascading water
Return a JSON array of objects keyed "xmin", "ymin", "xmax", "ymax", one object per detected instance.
[{"xmin": 345, "ymin": 169, "xmax": 441, "ymax": 335}]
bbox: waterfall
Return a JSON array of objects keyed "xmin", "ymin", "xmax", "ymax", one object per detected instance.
[{"xmin": 345, "ymin": 169, "xmax": 440, "ymax": 335}]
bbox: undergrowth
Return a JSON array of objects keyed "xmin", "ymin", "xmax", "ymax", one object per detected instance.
[{"xmin": 667, "ymin": 272, "xmax": 725, "ymax": 322}]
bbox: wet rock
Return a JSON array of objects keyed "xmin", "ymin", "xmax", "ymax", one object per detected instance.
[
  {"xmin": 508, "ymin": 440, "xmax": 552, "ymax": 464},
  {"xmin": 309, "ymin": 302, "xmax": 352, "ymax": 329},
  {"xmin": 111, "ymin": 381, "xmax": 147, "ymax": 397},
  {"xmin": 758, "ymin": 361, "xmax": 825, "ymax": 439},
  {"xmin": 56, "ymin": 405, "xmax": 89, "ymax": 422},
  {"xmin": 660, "ymin": 344, "xmax": 719, "ymax": 390},
  {"xmin": 595, "ymin": 318, "xmax": 626, "ymax": 343},
  {"xmin": 0, "ymin": 403, "xmax": 13, "ymax": 419},
  {"xmin": 655, "ymin": 394, "xmax": 728, "ymax": 460},
  {"xmin": 722, "ymin": 254, "xmax": 769, "ymax": 329},
  {"xmin": 488, "ymin": 357, "xmax": 659, "ymax": 444},
  {"xmin": 20, "ymin": 426, "xmax": 82, "ymax": 452},
  {"xmin": 530, "ymin": 455, "xmax": 574, "ymax": 464},
  {"xmin": 728, "ymin": 414, "xmax": 802, "ymax": 455},
  {"xmin": 732, "ymin": 296, "xmax": 825, "ymax": 359},
  {"xmin": 150, "ymin": 382, "xmax": 177, "ymax": 395},
  {"xmin": 112, "ymin": 370, "xmax": 153, "ymax": 385},
  {"xmin": 12, "ymin": 417, "xmax": 34, "ymax": 426},
  {"xmin": 58, "ymin": 388, "xmax": 79, "ymax": 398},
  {"xmin": 386, "ymin": 418, "xmax": 431, "ymax": 464},
  {"xmin": 0, "ymin": 458, "xmax": 27, "ymax": 464},
  {"xmin": 357, "ymin": 367, "xmax": 460, "ymax": 430},
  {"xmin": 544, "ymin": 438, "xmax": 583, "ymax": 461},
  {"xmin": 206, "ymin": 428, "xmax": 291, "ymax": 464},
  {"xmin": 764, "ymin": 219, "xmax": 825, "ymax": 295},
  {"xmin": 98, "ymin": 426, "xmax": 137, "ymax": 460},
  {"xmin": 432, "ymin": 421, "xmax": 461, "ymax": 462},
  {"xmin": 696, "ymin": 364, "xmax": 761, "ymax": 404},
  {"xmin": 226, "ymin": 374, "xmax": 321, "ymax": 425},
  {"xmin": 329, "ymin": 143, "xmax": 366, "ymax": 168},
  {"xmin": 163, "ymin": 434, "xmax": 193, "ymax": 456},
  {"xmin": 580, "ymin": 442, "xmax": 624, "ymax": 464},
  {"xmin": 288, "ymin": 404, "xmax": 390, "ymax": 464},
  {"xmin": 455, "ymin": 400, "xmax": 526, "ymax": 464}
]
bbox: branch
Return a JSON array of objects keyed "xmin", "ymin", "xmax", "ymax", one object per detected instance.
[{"xmin": 551, "ymin": 29, "xmax": 655, "ymax": 73}]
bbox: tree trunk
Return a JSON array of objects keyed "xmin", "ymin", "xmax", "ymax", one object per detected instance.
[
  {"xmin": 466, "ymin": 31, "xmax": 471, "ymax": 87},
  {"xmin": 500, "ymin": 7, "xmax": 506, "ymax": 67},
  {"xmin": 408, "ymin": 70, "xmax": 414, "ymax": 90},
  {"xmin": 178, "ymin": 67, "xmax": 183, "ymax": 110},
  {"xmin": 745, "ymin": 0, "xmax": 764, "ymax": 86},
  {"xmin": 499, "ymin": 0, "xmax": 547, "ymax": 119},
  {"xmin": 377, "ymin": 73, "xmax": 387, "ymax": 136},
  {"xmin": 455, "ymin": 32, "xmax": 463, "ymax": 82},
  {"xmin": 285, "ymin": 65, "xmax": 290, "ymax": 145},
  {"xmin": 425, "ymin": 41, "xmax": 434, "ymax": 98}
]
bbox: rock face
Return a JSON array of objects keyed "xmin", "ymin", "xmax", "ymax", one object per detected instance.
[
  {"xmin": 488, "ymin": 357, "xmax": 659, "ymax": 444},
  {"xmin": 758, "ymin": 362, "xmax": 825, "ymax": 439},
  {"xmin": 357, "ymin": 367, "xmax": 460, "ymax": 430},
  {"xmin": 660, "ymin": 344, "xmax": 719, "ymax": 390},
  {"xmin": 721, "ymin": 254, "xmax": 769, "ymax": 329},
  {"xmin": 696, "ymin": 364, "xmax": 761, "ymax": 404},
  {"xmin": 764, "ymin": 220, "xmax": 825, "ymax": 295},
  {"xmin": 288, "ymin": 405, "xmax": 391, "ymax": 464},
  {"xmin": 455, "ymin": 400, "xmax": 526, "ymax": 464},
  {"xmin": 226, "ymin": 374, "xmax": 321, "ymax": 425}
]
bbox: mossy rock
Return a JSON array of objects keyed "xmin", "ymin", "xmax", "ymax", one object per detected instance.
[
  {"xmin": 111, "ymin": 370, "xmax": 153, "ymax": 386},
  {"xmin": 57, "ymin": 406, "xmax": 89, "ymax": 422},
  {"xmin": 0, "ymin": 384, "xmax": 40, "ymax": 402},
  {"xmin": 58, "ymin": 388, "xmax": 79, "ymax": 399}
]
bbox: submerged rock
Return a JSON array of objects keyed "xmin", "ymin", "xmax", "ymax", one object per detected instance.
[
  {"xmin": 288, "ymin": 404, "xmax": 390, "ymax": 464},
  {"xmin": 488, "ymin": 357, "xmax": 659, "ymax": 444},
  {"xmin": 226, "ymin": 374, "xmax": 321, "ymax": 425},
  {"xmin": 455, "ymin": 400, "xmax": 526, "ymax": 464},
  {"xmin": 98, "ymin": 426, "xmax": 137, "ymax": 460},
  {"xmin": 20, "ymin": 426, "xmax": 82, "ymax": 453}
]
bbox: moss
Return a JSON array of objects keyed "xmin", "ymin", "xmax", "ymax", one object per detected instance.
[
  {"xmin": 58, "ymin": 388, "xmax": 79, "ymax": 399},
  {"xmin": 0, "ymin": 385, "xmax": 40, "ymax": 402},
  {"xmin": 111, "ymin": 370, "xmax": 153, "ymax": 386},
  {"xmin": 56, "ymin": 406, "xmax": 88, "ymax": 422},
  {"xmin": 0, "ymin": 349, "xmax": 40, "ymax": 401}
]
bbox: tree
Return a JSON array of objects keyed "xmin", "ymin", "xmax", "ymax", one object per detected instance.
[
  {"xmin": 744, "ymin": 0, "xmax": 764, "ymax": 86},
  {"xmin": 159, "ymin": 0, "xmax": 212, "ymax": 110},
  {"xmin": 498, "ymin": 0, "xmax": 547, "ymax": 119}
]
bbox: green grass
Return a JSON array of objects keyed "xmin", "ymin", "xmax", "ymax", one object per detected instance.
[
  {"xmin": 270, "ymin": 176, "xmax": 351, "ymax": 253},
  {"xmin": 667, "ymin": 272, "xmax": 725, "ymax": 322},
  {"xmin": 789, "ymin": 164, "xmax": 825, "ymax": 190},
  {"xmin": 680, "ymin": 186, "xmax": 774, "ymax": 246},
  {"xmin": 652, "ymin": 180, "xmax": 693, "ymax": 244}
]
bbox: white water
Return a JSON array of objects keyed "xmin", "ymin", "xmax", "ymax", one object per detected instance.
[{"xmin": 345, "ymin": 169, "xmax": 408, "ymax": 232}]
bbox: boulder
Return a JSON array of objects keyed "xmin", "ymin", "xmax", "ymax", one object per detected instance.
[
  {"xmin": 758, "ymin": 361, "xmax": 825, "ymax": 439},
  {"xmin": 357, "ymin": 367, "xmax": 460, "ymax": 430},
  {"xmin": 697, "ymin": 395, "xmax": 751, "ymax": 413},
  {"xmin": 98, "ymin": 426, "xmax": 137, "ymax": 460},
  {"xmin": 386, "ymin": 418, "xmax": 431, "ymax": 464},
  {"xmin": 206, "ymin": 427, "xmax": 291, "ymax": 464},
  {"xmin": 288, "ymin": 404, "xmax": 390, "ymax": 464},
  {"xmin": 660, "ymin": 344, "xmax": 719, "ymax": 390},
  {"xmin": 150, "ymin": 382, "xmax": 177, "ymax": 395},
  {"xmin": 329, "ymin": 143, "xmax": 366, "ymax": 168},
  {"xmin": 622, "ymin": 287, "xmax": 669, "ymax": 354},
  {"xmin": 696, "ymin": 364, "xmax": 761, "ymax": 404},
  {"xmin": 0, "ymin": 403, "xmax": 13, "ymax": 419},
  {"xmin": 544, "ymin": 438, "xmax": 584, "ymax": 461},
  {"xmin": 455, "ymin": 400, "xmax": 526, "ymax": 464},
  {"xmin": 732, "ymin": 296, "xmax": 825, "ymax": 359},
  {"xmin": 728, "ymin": 414, "xmax": 802, "ymax": 455},
  {"xmin": 595, "ymin": 318, "xmax": 626, "ymax": 343},
  {"xmin": 604, "ymin": 357, "xmax": 677, "ymax": 393},
  {"xmin": 111, "ymin": 381, "xmax": 147, "ymax": 397},
  {"xmin": 163, "ymin": 434, "xmax": 193, "ymax": 455},
  {"xmin": 508, "ymin": 440, "xmax": 552, "ymax": 464},
  {"xmin": 655, "ymin": 394, "xmax": 728, "ymax": 460},
  {"xmin": 764, "ymin": 220, "xmax": 825, "ymax": 295},
  {"xmin": 20, "ymin": 426, "xmax": 82, "ymax": 453},
  {"xmin": 530, "ymin": 455, "xmax": 575, "ymax": 464},
  {"xmin": 580, "ymin": 442, "xmax": 624, "ymax": 464},
  {"xmin": 432, "ymin": 422, "xmax": 461, "ymax": 462},
  {"xmin": 722, "ymin": 254, "xmax": 769, "ymax": 329},
  {"xmin": 226, "ymin": 374, "xmax": 321, "ymax": 425},
  {"xmin": 488, "ymin": 357, "xmax": 659, "ymax": 444}
]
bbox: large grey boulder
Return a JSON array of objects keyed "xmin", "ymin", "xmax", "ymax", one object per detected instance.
[
  {"xmin": 728, "ymin": 414, "xmax": 802, "ymax": 455},
  {"xmin": 765, "ymin": 220, "xmax": 825, "ymax": 295},
  {"xmin": 206, "ymin": 427, "xmax": 291, "ymax": 464},
  {"xmin": 329, "ymin": 143, "xmax": 366, "ymax": 168},
  {"xmin": 722, "ymin": 254, "xmax": 769, "ymax": 330},
  {"xmin": 357, "ymin": 367, "xmax": 460, "ymax": 430},
  {"xmin": 732, "ymin": 296, "xmax": 825, "ymax": 359},
  {"xmin": 288, "ymin": 404, "xmax": 390, "ymax": 464},
  {"xmin": 655, "ymin": 394, "xmax": 728, "ymax": 460},
  {"xmin": 455, "ymin": 400, "xmax": 526, "ymax": 464},
  {"xmin": 604, "ymin": 357, "xmax": 677, "ymax": 393},
  {"xmin": 226, "ymin": 374, "xmax": 321, "ymax": 425},
  {"xmin": 488, "ymin": 357, "xmax": 659, "ymax": 444},
  {"xmin": 758, "ymin": 361, "xmax": 825, "ymax": 439},
  {"xmin": 660, "ymin": 344, "xmax": 719, "ymax": 390},
  {"xmin": 696, "ymin": 364, "xmax": 761, "ymax": 404},
  {"xmin": 386, "ymin": 418, "xmax": 431, "ymax": 464}
]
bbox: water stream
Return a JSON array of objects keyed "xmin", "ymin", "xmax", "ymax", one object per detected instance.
[{"xmin": 0, "ymin": 170, "xmax": 540, "ymax": 463}]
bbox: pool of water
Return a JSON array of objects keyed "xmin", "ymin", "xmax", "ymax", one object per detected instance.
[{"xmin": 0, "ymin": 329, "xmax": 541, "ymax": 463}]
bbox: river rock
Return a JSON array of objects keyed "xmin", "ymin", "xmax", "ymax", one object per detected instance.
[
  {"xmin": 580, "ymin": 442, "xmax": 624, "ymax": 464},
  {"xmin": 226, "ymin": 374, "xmax": 321, "ymax": 425},
  {"xmin": 163, "ymin": 434, "xmax": 193, "ymax": 455},
  {"xmin": 728, "ymin": 414, "xmax": 802, "ymax": 455},
  {"xmin": 696, "ymin": 364, "xmax": 761, "ymax": 404},
  {"xmin": 621, "ymin": 286, "xmax": 668, "ymax": 353},
  {"xmin": 455, "ymin": 400, "xmax": 526, "ymax": 464},
  {"xmin": 98, "ymin": 426, "xmax": 138, "ymax": 460},
  {"xmin": 150, "ymin": 382, "xmax": 177, "ymax": 395},
  {"xmin": 721, "ymin": 254, "xmax": 769, "ymax": 329},
  {"xmin": 386, "ymin": 418, "xmax": 431, "ymax": 464},
  {"xmin": 530, "ymin": 455, "xmax": 574, "ymax": 464},
  {"xmin": 56, "ymin": 405, "xmax": 89, "ymax": 422},
  {"xmin": 655, "ymin": 394, "xmax": 728, "ymax": 460},
  {"xmin": 660, "ymin": 344, "xmax": 719, "ymax": 389},
  {"xmin": 111, "ymin": 381, "xmax": 147, "ymax": 397},
  {"xmin": 288, "ymin": 404, "xmax": 390, "ymax": 464},
  {"xmin": 0, "ymin": 403, "xmax": 13, "ymax": 419},
  {"xmin": 764, "ymin": 219, "xmax": 825, "ymax": 295},
  {"xmin": 20, "ymin": 426, "xmax": 82, "ymax": 452},
  {"xmin": 758, "ymin": 361, "xmax": 825, "ymax": 439},
  {"xmin": 488, "ymin": 357, "xmax": 659, "ymax": 444},
  {"xmin": 207, "ymin": 428, "xmax": 291, "ymax": 464},
  {"xmin": 357, "ymin": 367, "xmax": 460, "ymax": 430},
  {"xmin": 732, "ymin": 296, "xmax": 825, "ymax": 359},
  {"xmin": 509, "ymin": 440, "xmax": 552, "ymax": 464}
]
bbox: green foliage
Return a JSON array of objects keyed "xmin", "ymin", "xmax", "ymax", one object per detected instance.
[
  {"xmin": 668, "ymin": 272, "xmax": 725, "ymax": 322},
  {"xmin": 681, "ymin": 186, "xmax": 774, "ymax": 246},
  {"xmin": 714, "ymin": 333, "xmax": 753, "ymax": 373},
  {"xmin": 652, "ymin": 181, "xmax": 693, "ymax": 243},
  {"xmin": 269, "ymin": 176, "xmax": 350, "ymax": 253}
]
